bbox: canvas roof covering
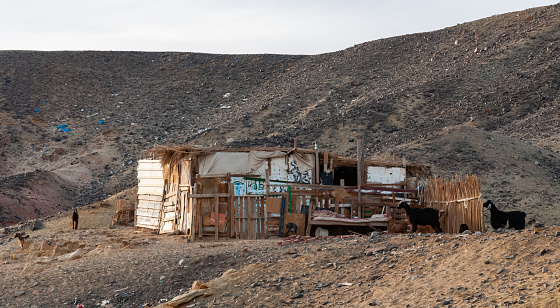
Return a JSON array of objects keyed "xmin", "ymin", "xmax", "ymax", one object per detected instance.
[{"xmin": 149, "ymin": 145, "xmax": 431, "ymax": 178}]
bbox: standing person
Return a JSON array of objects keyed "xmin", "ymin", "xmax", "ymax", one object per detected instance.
[{"xmin": 72, "ymin": 208, "xmax": 79, "ymax": 229}]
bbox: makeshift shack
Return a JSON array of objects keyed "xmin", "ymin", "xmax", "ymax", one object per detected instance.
[{"xmin": 136, "ymin": 143, "xmax": 459, "ymax": 239}]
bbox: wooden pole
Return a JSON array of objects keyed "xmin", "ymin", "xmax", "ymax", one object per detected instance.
[
  {"xmin": 235, "ymin": 197, "xmax": 240, "ymax": 240},
  {"xmin": 229, "ymin": 181, "xmax": 235, "ymax": 238},
  {"xmin": 259, "ymin": 197, "xmax": 265, "ymax": 239},
  {"xmin": 190, "ymin": 183, "xmax": 198, "ymax": 241},
  {"xmin": 265, "ymin": 169, "xmax": 270, "ymax": 198},
  {"xmin": 314, "ymin": 142, "xmax": 320, "ymax": 184},
  {"xmin": 214, "ymin": 196, "xmax": 219, "ymax": 240},
  {"xmin": 357, "ymin": 139, "xmax": 362, "ymax": 203}
]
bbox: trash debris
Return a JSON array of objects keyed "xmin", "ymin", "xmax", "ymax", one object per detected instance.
[
  {"xmin": 55, "ymin": 124, "xmax": 73, "ymax": 132},
  {"xmin": 99, "ymin": 120, "xmax": 105, "ymax": 125}
]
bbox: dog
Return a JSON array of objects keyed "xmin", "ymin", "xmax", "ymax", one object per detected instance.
[
  {"xmin": 14, "ymin": 233, "xmax": 30, "ymax": 250},
  {"xmin": 72, "ymin": 208, "xmax": 79, "ymax": 229},
  {"xmin": 285, "ymin": 223, "xmax": 298, "ymax": 236}
]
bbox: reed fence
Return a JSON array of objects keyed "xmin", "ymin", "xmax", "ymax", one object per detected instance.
[{"xmin": 423, "ymin": 174, "xmax": 484, "ymax": 233}]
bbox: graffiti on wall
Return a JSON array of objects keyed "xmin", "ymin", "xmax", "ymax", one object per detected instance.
[{"xmin": 287, "ymin": 161, "xmax": 312, "ymax": 184}]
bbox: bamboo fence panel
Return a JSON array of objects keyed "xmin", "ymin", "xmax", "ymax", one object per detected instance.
[{"xmin": 423, "ymin": 174, "xmax": 484, "ymax": 233}]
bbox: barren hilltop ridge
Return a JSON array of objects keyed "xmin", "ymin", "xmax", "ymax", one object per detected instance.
[{"xmin": 2, "ymin": 4, "xmax": 560, "ymax": 308}]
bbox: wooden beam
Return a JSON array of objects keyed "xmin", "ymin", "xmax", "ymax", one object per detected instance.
[
  {"xmin": 196, "ymin": 173, "xmax": 261, "ymax": 179},
  {"xmin": 268, "ymin": 183, "xmax": 349, "ymax": 190},
  {"xmin": 188, "ymin": 193, "xmax": 230, "ymax": 198}
]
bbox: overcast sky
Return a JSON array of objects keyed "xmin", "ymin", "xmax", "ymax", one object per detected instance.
[{"xmin": 0, "ymin": 0, "xmax": 556, "ymax": 55}]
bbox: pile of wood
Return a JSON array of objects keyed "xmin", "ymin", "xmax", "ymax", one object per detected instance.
[{"xmin": 112, "ymin": 200, "xmax": 135, "ymax": 226}]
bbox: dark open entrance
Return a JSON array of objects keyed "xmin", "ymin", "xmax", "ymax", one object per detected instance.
[{"xmin": 333, "ymin": 166, "xmax": 357, "ymax": 186}]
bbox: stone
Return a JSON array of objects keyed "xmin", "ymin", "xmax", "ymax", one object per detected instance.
[
  {"xmin": 116, "ymin": 292, "xmax": 130, "ymax": 300},
  {"xmin": 291, "ymin": 290, "xmax": 304, "ymax": 299}
]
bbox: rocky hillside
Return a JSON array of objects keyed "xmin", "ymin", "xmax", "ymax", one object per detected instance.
[{"xmin": 1, "ymin": 4, "xmax": 560, "ymax": 226}]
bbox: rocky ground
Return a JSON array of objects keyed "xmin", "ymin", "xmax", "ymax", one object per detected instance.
[
  {"xmin": 2, "ymin": 4, "xmax": 560, "ymax": 227},
  {"xmin": 1, "ymin": 202, "xmax": 560, "ymax": 308}
]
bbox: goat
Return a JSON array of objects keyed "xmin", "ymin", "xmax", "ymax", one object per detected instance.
[
  {"xmin": 72, "ymin": 208, "xmax": 79, "ymax": 229},
  {"xmin": 397, "ymin": 201, "xmax": 443, "ymax": 233},
  {"xmin": 483, "ymin": 200, "xmax": 526, "ymax": 230},
  {"xmin": 387, "ymin": 219, "xmax": 408, "ymax": 234},
  {"xmin": 14, "ymin": 233, "xmax": 30, "ymax": 250}
]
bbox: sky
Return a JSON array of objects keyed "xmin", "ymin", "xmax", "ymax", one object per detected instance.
[{"xmin": 0, "ymin": 0, "xmax": 557, "ymax": 55}]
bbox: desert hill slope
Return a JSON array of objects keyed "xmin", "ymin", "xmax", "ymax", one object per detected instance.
[{"xmin": 1, "ymin": 4, "xmax": 560, "ymax": 225}]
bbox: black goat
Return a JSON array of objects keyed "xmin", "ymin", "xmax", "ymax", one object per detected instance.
[
  {"xmin": 483, "ymin": 200, "xmax": 526, "ymax": 230},
  {"xmin": 397, "ymin": 201, "xmax": 443, "ymax": 233}
]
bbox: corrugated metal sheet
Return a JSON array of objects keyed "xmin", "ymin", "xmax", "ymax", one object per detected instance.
[{"xmin": 136, "ymin": 159, "xmax": 164, "ymax": 230}]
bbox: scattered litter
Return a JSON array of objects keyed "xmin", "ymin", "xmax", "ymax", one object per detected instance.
[
  {"xmin": 99, "ymin": 120, "xmax": 105, "ymax": 125},
  {"xmin": 34, "ymin": 109, "xmax": 39, "ymax": 112},
  {"xmin": 220, "ymin": 105, "xmax": 232, "ymax": 109},
  {"xmin": 55, "ymin": 124, "xmax": 73, "ymax": 132}
]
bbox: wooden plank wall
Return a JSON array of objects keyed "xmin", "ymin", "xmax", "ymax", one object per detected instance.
[{"xmin": 136, "ymin": 160, "xmax": 165, "ymax": 230}]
